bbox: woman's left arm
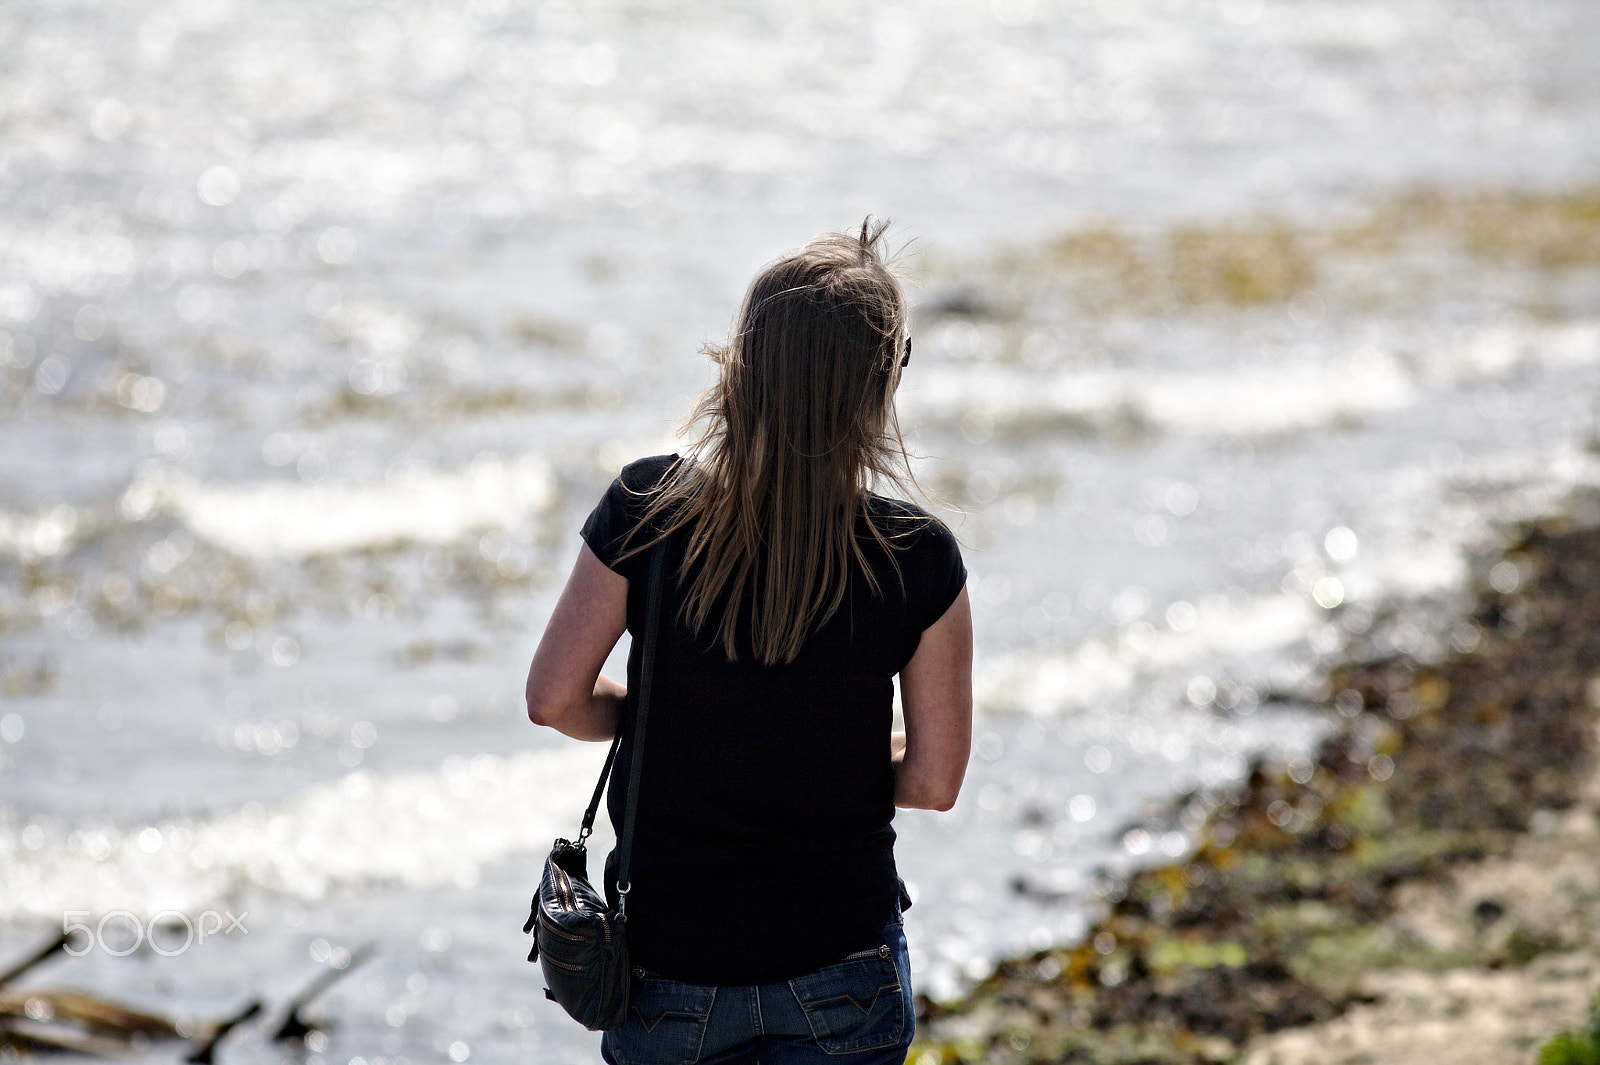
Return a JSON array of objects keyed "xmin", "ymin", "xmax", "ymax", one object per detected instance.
[
  {"xmin": 893, "ymin": 585, "xmax": 974, "ymax": 811},
  {"xmin": 525, "ymin": 543, "xmax": 630, "ymax": 741}
]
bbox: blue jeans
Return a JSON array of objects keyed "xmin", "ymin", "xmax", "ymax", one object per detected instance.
[{"xmin": 600, "ymin": 916, "xmax": 913, "ymax": 1065}]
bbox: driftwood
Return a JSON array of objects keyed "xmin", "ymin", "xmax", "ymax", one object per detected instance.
[
  {"xmin": 0, "ymin": 931, "xmax": 377, "ymax": 1061},
  {"xmin": 185, "ymin": 1000, "xmax": 263, "ymax": 1065},
  {"xmin": 0, "ymin": 986, "xmax": 183, "ymax": 1039},
  {"xmin": 271, "ymin": 941, "xmax": 377, "ymax": 1041},
  {"xmin": 0, "ymin": 930, "xmax": 74, "ymax": 987},
  {"xmin": 0, "ymin": 1014, "xmax": 145, "ymax": 1058}
]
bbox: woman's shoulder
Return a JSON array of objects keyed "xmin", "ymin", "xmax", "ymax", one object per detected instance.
[
  {"xmin": 614, "ymin": 453, "xmax": 683, "ymax": 494},
  {"xmin": 864, "ymin": 492, "xmax": 945, "ymax": 525},
  {"xmin": 582, "ymin": 455, "xmax": 683, "ymax": 569},
  {"xmin": 862, "ymin": 495, "xmax": 966, "ymax": 621},
  {"xmin": 863, "ymin": 495, "xmax": 962, "ymax": 553}
]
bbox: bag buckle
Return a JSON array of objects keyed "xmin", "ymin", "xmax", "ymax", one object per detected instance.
[{"xmin": 615, "ymin": 880, "xmax": 630, "ymax": 917}]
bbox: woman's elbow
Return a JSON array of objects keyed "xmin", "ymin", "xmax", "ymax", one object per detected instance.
[
  {"xmin": 525, "ymin": 685, "xmax": 568, "ymax": 729},
  {"xmin": 896, "ymin": 792, "xmax": 959, "ymax": 813},
  {"xmin": 926, "ymin": 781, "xmax": 962, "ymax": 812},
  {"xmin": 896, "ymin": 775, "xmax": 964, "ymax": 812}
]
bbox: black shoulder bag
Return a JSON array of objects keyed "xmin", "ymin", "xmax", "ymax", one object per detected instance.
[{"xmin": 523, "ymin": 544, "xmax": 664, "ymax": 1032}]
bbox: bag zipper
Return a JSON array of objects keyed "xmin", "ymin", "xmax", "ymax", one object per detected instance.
[
  {"xmin": 543, "ymin": 955, "xmax": 588, "ymax": 973},
  {"xmin": 546, "ymin": 865, "xmax": 614, "ymax": 945},
  {"xmin": 538, "ymin": 915, "xmax": 587, "ymax": 943},
  {"xmin": 554, "ymin": 864, "xmax": 576, "ymax": 910}
]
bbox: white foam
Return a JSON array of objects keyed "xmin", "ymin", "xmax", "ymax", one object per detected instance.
[
  {"xmin": 1138, "ymin": 349, "xmax": 1417, "ymax": 437},
  {"xmin": 0, "ymin": 502, "xmax": 83, "ymax": 561},
  {"xmin": 909, "ymin": 346, "xmax": 1417, "ymax": 440},
  {"xmin": 976, "ymin": 594, "xmax": 1317, "ymax": 717},
  {"xmin": 0, "ymin": 744, "xmax": 609, "ymax": 921},
  {"xmin": 129, "ymin": 453, "xmax": 557, "ymax": 558},
  {"xmin": 1424, "ymin": 320, "xmax": 1600, "ymax": 385},
  {"xmin": 908, "ymin": 320, "xmax": 1600, "ymax": 441},
  {"xmin": 1339, "ymin": 438, "xmax": 1600, "ymax": 606}
]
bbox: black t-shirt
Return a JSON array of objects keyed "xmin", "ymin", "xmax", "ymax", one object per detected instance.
[{"xmin": 580, "ymin": 454, "xmax": 967, "ymax": 985}]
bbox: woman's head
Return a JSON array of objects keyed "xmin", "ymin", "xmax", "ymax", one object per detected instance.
[
  {"xmin": 639, "ymin": 219, "xmax": 920, "ymax": 666},
  {"xmin": 706, "ymin": 218, "xmax": 908, "ymax": 492}
]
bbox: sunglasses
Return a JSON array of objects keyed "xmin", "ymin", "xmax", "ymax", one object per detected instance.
[{"xmin": 901, "ymin": 336, "xmax": 911, "ymax": 369}]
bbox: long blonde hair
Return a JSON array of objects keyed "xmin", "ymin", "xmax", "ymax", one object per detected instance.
[{"xmin": 628, "ymin": 219, "xmax": 917, "ymax": 666}]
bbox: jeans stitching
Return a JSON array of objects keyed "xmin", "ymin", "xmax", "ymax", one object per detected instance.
[
  {"xmin": 796, "ymin": 983, "xmax": 902, "ymax": 1017},
  {"xmin": 788, "ymin": 950, "xmax": 906, "ymax": 1053},
  {"xmin": 750, "ymin": 983, "xmax": 765, "ymax": 1036},
  {"xmin": 605, "ymin": 980, "xmax": 715, "ymax": 1065}
]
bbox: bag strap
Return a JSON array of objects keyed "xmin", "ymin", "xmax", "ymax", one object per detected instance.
[
  {"xmin": 612, "ymin": 543, "xmax": 665, "ymax": 913},
  {"xmin": 574, "ymin": 542, "xmax": 666, "ymax": 916},
  {"xmin": 575, "ymin": 737, "xmax": 618, "ymax": 844}
]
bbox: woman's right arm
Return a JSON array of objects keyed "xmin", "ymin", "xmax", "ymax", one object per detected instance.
[
  {"xmin": 893, "ymin": 585, "xmax": 973, "ymax": 811},
  {"xmin": 525, "ymin": 543, "xmax": 630, "ymax": 741}
]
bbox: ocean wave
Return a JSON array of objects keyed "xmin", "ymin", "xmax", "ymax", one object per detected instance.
[
  {"xmin": 0, "ymin": 743, "xmax": 607, "ymax": 922},
  {"xmin": 907, "ymin": 349, "xmax": 1416, "ymax": 442},
  {"xmin": 123, "ymin": 453, "xmax": 557, "ymax": 559},
  {"xmin": 907, "ymin": 320, "xmax": 1600, "ymax": 443},
  {"xmin": 975, "ymin": 594, "xmax": 1317, "ymax": 717}
]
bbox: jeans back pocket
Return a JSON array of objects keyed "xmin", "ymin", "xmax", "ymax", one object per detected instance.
[
  {"xmin": 788, "ymin": 943, "xmax": 908, "ymax": 1054},
  {"xmin": 603, "ymin": 978, "xmax": 715, "ymax": 1065}
]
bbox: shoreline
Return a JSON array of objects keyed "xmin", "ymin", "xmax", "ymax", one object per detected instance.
[{"xmin": 914, "ymin": 494, "xmax": 1600, "ymax": 1064}]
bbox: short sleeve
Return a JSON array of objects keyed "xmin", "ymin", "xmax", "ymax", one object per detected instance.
[
  {"xmin": 579, "ymin": 454, "xmax": 679, "ymax": 582},
  {"xmin": 912, "ymin": 516, "xmax": 967, "ymax": 631},
  {"xmin": 868, "ymin": 497, "xmax": 967, "ymax": 633}
]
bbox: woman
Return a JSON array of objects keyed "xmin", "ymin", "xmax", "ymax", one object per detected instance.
[{"xmin": 525, "ymin": 220, "xmax": 972, "ymax": 1065}]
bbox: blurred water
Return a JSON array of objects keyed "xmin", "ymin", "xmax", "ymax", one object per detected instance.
[{"xmin": 2, "ymin": 0, "xmax": 1599, "ymax": 1061}]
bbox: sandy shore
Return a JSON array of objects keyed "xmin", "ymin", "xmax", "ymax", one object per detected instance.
[
  {"xmin": 913, "ymin": 506, "xmax": 1600, "ymax": 1065},
  {"xmin": 1243, "ymin": 760, "xmax": 1600, "ymax": 1065}
]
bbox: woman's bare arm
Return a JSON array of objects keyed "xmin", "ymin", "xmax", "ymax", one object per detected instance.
[
  {"xmin": 525, "ymin": 543, "xmax": 630, "ymax": 741},
  {"xmin": 893, "ymin": 585, "xmax": 973, "ymax": 811}
]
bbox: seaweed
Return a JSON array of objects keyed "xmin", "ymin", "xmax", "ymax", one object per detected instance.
[{"xmin": 912, "ymin": 516, "xmax": 1600, "ymax": 1064}]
